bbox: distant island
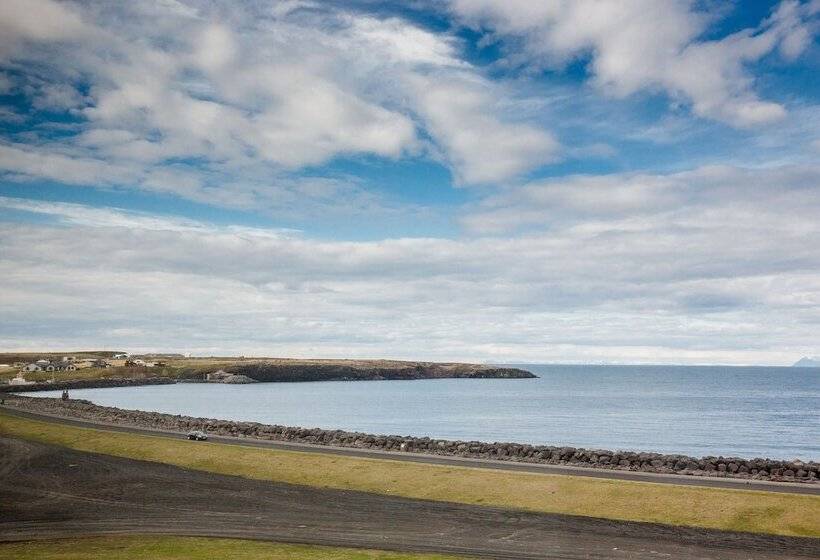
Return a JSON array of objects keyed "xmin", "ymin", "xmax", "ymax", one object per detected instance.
[
  {"xmin": 793, "ymin": 357, "xmax": 820, "ymax": 368},
  {"xmin": 0, "ymin": 353, "xmax": 536, "ymax": 392}
]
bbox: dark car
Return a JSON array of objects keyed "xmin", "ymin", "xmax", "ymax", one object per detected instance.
[{"xmin": 187, "ymin": 430, "xmax": 208, "ymax": 441}]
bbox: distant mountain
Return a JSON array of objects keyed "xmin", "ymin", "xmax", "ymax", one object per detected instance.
[{"xmin": 793, "ymin": 357, "xmax": 820, "ymax": 367}]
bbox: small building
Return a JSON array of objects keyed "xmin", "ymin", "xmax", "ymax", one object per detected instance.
[
  {"xmin": 26, "ymin": 361, "xmax": 76, "ymax": 372},
  {"xmin": 205, "ymin": 370, "xmax": 231, "ymax": 381},
  {"xmin": 9, "ymin": 373, "xmax": 34, "ymax": 386}
]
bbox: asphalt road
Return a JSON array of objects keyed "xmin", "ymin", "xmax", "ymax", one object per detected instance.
[
  {"xmin": 1, "ymin": 436, "xmax": 818, "ymax": 559},
  {"xmin": 2, "ymin": 405, "xmax": 818, "ymax": 496}
]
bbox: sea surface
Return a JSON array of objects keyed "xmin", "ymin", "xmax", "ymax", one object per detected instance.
[{"xmin": 30, "ymin": 364, "xmax": 820, "ymax": 460}]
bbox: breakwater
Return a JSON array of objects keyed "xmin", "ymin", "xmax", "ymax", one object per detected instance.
[{"xmin": 3, "ymin": 395, "xmax": 816, "ymax": 484}]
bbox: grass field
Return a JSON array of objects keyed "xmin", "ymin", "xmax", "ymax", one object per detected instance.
[
  {"xmin": 0, "ymin": 536, "xmax": 465, "ymax": 560},
  {"xmin": 1, "ymin": 411, "xmax": 818, "ymax": 537}
]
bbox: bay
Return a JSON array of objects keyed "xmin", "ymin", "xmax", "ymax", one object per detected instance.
[{"xmin": 30, "ymin": 364, "xmax": 820, "ymax": 460}]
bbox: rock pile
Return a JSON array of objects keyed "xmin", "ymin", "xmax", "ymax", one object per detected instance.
[{"xmin": 4, "ymin": 395, "xmax": 816, "ymax": 484}]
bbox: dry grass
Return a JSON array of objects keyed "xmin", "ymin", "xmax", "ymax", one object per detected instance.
[
  {"xmin": 1, "ymin": 411, "xmax": 817, "ymax": 537},
  {"xmin": 0, "ymin": 536, "xmax": 464, "ymax": 560}
]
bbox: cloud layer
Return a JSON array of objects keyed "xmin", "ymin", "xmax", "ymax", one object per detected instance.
[
  {"xmin": 0, "ymin": 1, "xmax": 818, "ymax": 363},
  {"xmin": 3, "ymin": 162, "xmax": 818, "ymax": 364}
]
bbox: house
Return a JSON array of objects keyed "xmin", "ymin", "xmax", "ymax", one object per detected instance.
[
  {"xmin": 9, "ymin": 373, "xmax": 34, "ymax": 386},
  {"xmin": 113, "ymin": 353, "xmax": 129, "ymax": 359},
  {"xmin": 205, "ymin": 370, "xmax": 231, "ymax": 381},
  {"xmin": 24, "ymin": 361, "xmax": 76, "ymax": 373}
]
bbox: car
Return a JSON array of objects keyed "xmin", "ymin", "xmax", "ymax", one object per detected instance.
[{"xmin": 187, "ymin": 430, "xmax": 208, "ymax": 441}]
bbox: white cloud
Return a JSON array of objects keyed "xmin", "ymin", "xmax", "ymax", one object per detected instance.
[
  {"xmin": 0, "ymin": 0, "xmax": 559, "ymax": 199},
  {"xmin": 448, "ymin": 0, "xmax": 817, "ymax": 127},
  {"xmin": 0, "ymin": 143, "xmax": 139, "ymax": 185},
  {"xmin": 409, "ymin": 72, "xmax": 559, "ymax": 184},
  {"xmin": 0, "ymin": 0, "xmax": 90, "ymax": 52},
  {"xmin": 462, "ymin": 164, "xmax": 820, "ymax": 234}
]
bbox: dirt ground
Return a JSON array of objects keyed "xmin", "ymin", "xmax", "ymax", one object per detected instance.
[{"xmin": 1, "ymin": 437, "xmax": 817, "ymax": 560}]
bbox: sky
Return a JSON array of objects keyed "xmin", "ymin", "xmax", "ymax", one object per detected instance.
[{"xmin": 0, "ymin": 0, "xmax": 819, "ymax": 365}]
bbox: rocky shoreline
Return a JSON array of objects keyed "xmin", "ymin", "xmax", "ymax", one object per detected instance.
[
  {"xmin": 1, "ymin": 364, "xmax": 536, "ymax": 392},
  {"xmin": 3, "ymin": 395, "xmax": 816, "ymax": 484},
  {"xmin": 0, "ymin": 377, "xmax": 176, "ymax": 393},
  {"xmin": 209, "ymin": 363, "xmax": 536, "ymax": 382}
]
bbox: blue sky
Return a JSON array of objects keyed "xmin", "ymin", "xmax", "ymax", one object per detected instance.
[{"xmin": 0, "ymin": 0, "xmax": 819, "ymax": 364}]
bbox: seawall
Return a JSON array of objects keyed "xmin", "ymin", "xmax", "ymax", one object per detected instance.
[{"xmin": 3, "ymin": 395, "xmax": 816, "ymax": 484}]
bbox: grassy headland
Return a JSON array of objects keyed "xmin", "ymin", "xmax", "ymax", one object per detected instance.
[
  {"xmin": 0, "ymin": 353, "xmax": 534, "ymax": 384},
  {"xmin": 1, "ymin": 411, "xmax": 817, "ymax": 537},
  {"xmin": 0, "ymin": 536, "xmax": 465, "ymax": 560}
]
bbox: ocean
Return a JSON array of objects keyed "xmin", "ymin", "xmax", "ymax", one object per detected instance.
[{"xmin": 29, "ymin": 364, "xmax": 819, "ymax": 460}]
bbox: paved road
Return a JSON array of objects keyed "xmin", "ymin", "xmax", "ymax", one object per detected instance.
[
  {"xmin": 2, "ymin": 405, "xmax": 818, "ymax": 496},
  {"xmin": 1, "ymin": 436, "xmax": 818, "ymax": 559}
]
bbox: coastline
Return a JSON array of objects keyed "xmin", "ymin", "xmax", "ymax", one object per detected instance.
[
  {"xmin": 0, "ymin": 376, "xmax": 176, "ymax": 393},
  {"xmin": 3, "ymin": 394, "xmax": 816, "ymax": 485},
  {"xmin": 0, "ymin": 360, "xmax": 536, "ymax": 391}
]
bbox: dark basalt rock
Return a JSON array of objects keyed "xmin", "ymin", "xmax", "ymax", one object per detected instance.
[
  {"xmin": 0, "ymin": 377, "xmax": 175, "ymax": 393},
  {"xmin": 221, "ymin": 363, "xmax": 536, "ymax": 382}
]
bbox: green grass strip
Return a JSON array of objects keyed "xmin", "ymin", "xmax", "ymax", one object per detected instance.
[{"xmin": 0, "ymin": 536, "xmax": 464, "ymax": 560}]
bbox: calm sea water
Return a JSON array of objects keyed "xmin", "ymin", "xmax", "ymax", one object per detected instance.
[{"xmin": 30, "ymin": 364, "xmax": 819, "ymax": 460}]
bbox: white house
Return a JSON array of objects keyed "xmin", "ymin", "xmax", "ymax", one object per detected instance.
[{"xmin": 9, "ymin": 373, "xmax": 34, "ymax": 386}]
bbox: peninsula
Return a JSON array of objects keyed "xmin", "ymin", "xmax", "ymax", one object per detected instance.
[{"xmin": 0, "ymin": 353, "xmax": 536, "ymax": 392}]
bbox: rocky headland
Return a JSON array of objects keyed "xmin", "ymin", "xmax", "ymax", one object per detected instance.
[
  {"xmin": 1, "ymin": 358, "xmax": 536, "ymax": 391},
  {"xmin": 3, "ymin": 395, "xmax": 816, "ymax": 484},
  {"xmin": 214, "ymin": 361, "xmax": 535, "ymax": 382}
]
